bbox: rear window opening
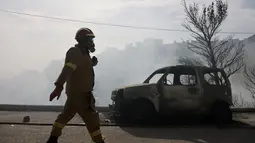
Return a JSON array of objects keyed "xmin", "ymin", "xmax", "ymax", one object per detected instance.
[{"xmin": 203, "ymin": 71, "xmax": 227, "ymax": 86}]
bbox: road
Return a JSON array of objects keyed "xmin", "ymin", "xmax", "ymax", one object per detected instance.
[{"xmin": 0, "ymin": 111, "xmax": 255, "ymax": 143}]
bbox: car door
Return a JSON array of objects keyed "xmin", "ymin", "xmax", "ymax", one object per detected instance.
[
  {"xmin": 159, "ymin": 69, "xmax": 201, "ymax": 114},
  {"xmin": 201, "ymin": 69, "xmax": 232, "ymax": 105}
]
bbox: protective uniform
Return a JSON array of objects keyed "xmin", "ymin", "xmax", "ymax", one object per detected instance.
[{"xmin": 46, "ymin": 28, "xmax": 105, "ymax": 143}]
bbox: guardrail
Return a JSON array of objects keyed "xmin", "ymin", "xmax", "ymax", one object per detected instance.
[
  {"xmin": 0, "ymin": 104, "xmax": 110, "ymax": 112},
  {"xmin": 0, "ymin": 104, "xmax": 255, "ymax": 113},
  {"xmin": 231, "ymin": 108, "xmax": 255, "ymax": 113}
]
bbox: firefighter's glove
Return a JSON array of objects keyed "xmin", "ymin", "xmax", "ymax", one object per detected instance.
[
  {"xmin": 49, "ymin": 86, "xmax": 63, "ymax": 101},
  {"xmin": 92, "ymin": 56, "xmax": 98, "ymax": 66}
]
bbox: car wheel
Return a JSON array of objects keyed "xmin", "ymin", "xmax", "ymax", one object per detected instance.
[
  {"xmin": 211, "ymin": 102, "xmax": 232, "ymax": 125},
  {"xmin": 131, "ymin": 99, "xmax": 157, "ymax": 124}
]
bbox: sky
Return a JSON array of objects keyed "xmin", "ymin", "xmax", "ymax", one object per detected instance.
[
  {"xmin": 0, "ymin": 0, "xmax": 255, "ymax": 106},
  {"xmin": 0, "ymin": 0, "xmax": 255, "ymax": 78}
]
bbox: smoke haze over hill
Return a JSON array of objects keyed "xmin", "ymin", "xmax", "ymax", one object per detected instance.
[{"xmin": 0, "ymin": 36, "xmax": 255, "ymax": 106}]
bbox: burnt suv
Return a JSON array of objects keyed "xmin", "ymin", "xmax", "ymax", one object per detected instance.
[{"xmin": 109, "ymin": 65, "xmax": 233, "ymax": 123}]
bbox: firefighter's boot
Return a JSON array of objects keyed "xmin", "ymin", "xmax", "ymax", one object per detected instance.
[
  {"xmin": 92, "ymin": 136, "xmax": 106, "ymax": 143},
  {"xmin": 46, "ymin": 135, "xmax": 58, "ymax": 143},
  {"xmin": 94, "ymin": 141, "xmax": 105, "ymax": 143}
]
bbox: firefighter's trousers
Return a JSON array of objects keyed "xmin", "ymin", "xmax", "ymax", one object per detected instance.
[{"xmin": 50, "ymin": 91, "xmax": 104, "ymax": 142}]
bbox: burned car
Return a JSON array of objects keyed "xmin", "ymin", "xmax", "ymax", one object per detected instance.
[{"xmin": 109, "ymin": 65, "xmax": 233, "ymax": 123}]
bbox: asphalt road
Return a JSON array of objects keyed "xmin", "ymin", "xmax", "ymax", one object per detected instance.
[
  {"xmin": 1, "ymin": 111, "xmax": 255, "ymax": 143},
  {"xmin": 1, "ymin": 125, "xmax": 255, "ymax": 143}
]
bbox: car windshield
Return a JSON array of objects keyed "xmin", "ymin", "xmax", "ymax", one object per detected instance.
[{"xmin": 148, "ymin": 73, "xmax": 164, "ymax": 83}]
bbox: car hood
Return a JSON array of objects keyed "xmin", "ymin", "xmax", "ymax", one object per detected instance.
[{"xmin": 114, "ymin": 83, "xmax": 156, "ymax": 90}]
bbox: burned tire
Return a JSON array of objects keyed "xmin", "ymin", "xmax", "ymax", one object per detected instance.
[
  {"xmin": 211, "ymin": 102, "xmax": 232, "ymax": 125},
  {"xmin": 130, "ymin": 99, "xmax": 157, "ymax": 124}
]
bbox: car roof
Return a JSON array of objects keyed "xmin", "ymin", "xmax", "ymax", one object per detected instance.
[{"xmin": 154, "ymin": 65, "xmax": 223, "ymax": 73}]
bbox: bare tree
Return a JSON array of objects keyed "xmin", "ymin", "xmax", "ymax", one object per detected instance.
[
  {"xmin": 179, "ymin": 0, "xmax": 245, "ymax": 78},
  {"xmin": 244, "ymin": 65, "xmax": 255, "ymax": 99},
  {"xmin": 232, "ymin": 92, "xmax": 249, "ymax": 108},
  {"xmin": 178, "ymin": 57, "xmax": 204, "ymax": 67}
]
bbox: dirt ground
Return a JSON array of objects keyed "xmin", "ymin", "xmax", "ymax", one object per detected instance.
[{"xmin": 1, "ymin": 111, "xmax": 255, "ymax": 143}]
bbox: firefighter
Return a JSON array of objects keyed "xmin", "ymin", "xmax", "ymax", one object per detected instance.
[{"xmin": 46, "ymin": 27, "xmax": 105, "ymax": 143}]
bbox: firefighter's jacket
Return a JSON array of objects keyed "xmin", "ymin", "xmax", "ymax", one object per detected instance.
[{"xmin": 55, "ymin": 44, "xmax": 94, "ymax": 95}]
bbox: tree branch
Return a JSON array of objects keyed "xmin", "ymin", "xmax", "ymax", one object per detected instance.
[
  {"xmin": 180, "ymin": 0, "xmax": 244, "ymax": 78},
  {"xmin": 178, "ymin": 57, "xmax": 205, "ymax": 67}
]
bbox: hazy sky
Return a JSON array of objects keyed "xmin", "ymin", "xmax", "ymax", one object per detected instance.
[{"xmin": 0, "ymin": 0, "xmax": 255, "ymax": 79}]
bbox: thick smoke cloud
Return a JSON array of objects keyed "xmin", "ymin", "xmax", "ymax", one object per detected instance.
[{"xmin": 0, "ymin": 37, "xmax": 255, "ymax": 106}]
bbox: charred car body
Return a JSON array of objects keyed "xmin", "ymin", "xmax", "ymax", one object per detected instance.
[{"xmin": 109, "ymin": 65, "xmax": 233, "ymax": 123}]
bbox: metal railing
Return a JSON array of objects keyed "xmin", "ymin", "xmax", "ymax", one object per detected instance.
[
  {"xmin": 0, "ymin": 104, "xmax": 109, "ymax": 112},
  {"xmin": 0, "ymin": 104, "xmax": 255, "ymax": 113}
]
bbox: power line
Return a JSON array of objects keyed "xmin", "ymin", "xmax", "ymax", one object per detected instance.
[{"xmin": 0, "ymin": 9, "xmax": 254, "ymax": 35}]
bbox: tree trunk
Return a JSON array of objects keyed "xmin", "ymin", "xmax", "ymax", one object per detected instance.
[{"xmin": 208, "ymin": 42, "xmax": 220, "ymax": 85}]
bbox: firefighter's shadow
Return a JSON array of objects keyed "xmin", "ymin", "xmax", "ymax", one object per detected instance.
[{"xmin": 119, "ymin": 121, "xmax": 255, "ymax": 143}]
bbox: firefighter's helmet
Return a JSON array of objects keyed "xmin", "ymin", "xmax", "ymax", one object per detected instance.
[
  {"xmin": 75, "ymin": 27, "xmax": 96, "ymax": 53},
  {"xmin": 75, "ymin": 27, "xmax": 95, "ymax": 41}
]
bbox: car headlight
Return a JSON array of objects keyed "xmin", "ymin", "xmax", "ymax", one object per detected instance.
[
  {"xmin": 111, "ymin": 90, "xmax": 117, "ymax": 101},
  {"xmin": 111, "ymin": 89, "xmax": 124, "ymax": 101},
  {"xmin": 111, "ymin": 94, "xmax": 116, "ymax": 101},
  {"xmin": 117, "ymin": 89, "xmax": 124, "ymax": 99}
]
